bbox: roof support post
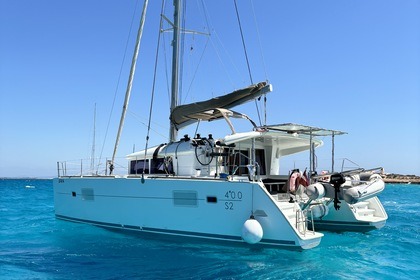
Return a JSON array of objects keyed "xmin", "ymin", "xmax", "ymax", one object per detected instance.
[
  {"xmin": 309, "ymin": 130, "xmax": 313, "ymax": 177},
  {"xmin": 331, "ymin": 132, "xmax": 335, "ymax": 173}
]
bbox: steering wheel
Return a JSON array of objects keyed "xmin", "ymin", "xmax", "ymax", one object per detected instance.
[{"xmin": 195, "ymin": 139, "xmax": 214, "ymax": 166}]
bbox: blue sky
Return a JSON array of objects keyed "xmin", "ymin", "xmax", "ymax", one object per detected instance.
[{"xmin": 0, "ymin": 0, "xmax": 419, "ymax": 178}]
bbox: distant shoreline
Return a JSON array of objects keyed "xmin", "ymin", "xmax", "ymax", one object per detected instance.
[
  {"xmin": 383, "ymin": 179, "xmax": 420, "ymax": 184},
  {"xmin": 381, "ymin": 174, "xmax": 420, "ymax": 184}
]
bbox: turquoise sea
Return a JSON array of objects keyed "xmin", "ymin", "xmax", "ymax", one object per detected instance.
[{"xmin": 0, "ymin": 179, "xmax": 419, "ymax": 279}]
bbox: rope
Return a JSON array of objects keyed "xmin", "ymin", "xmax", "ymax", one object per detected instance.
[
  {"xmin": 250, "ymin": 0, "xmax": 269, "ymax": 81},
  {"xmin": 142, "ymin": 0, "xmax": 167, "ymax": 181},
  {"xmin": 233, "ymin": 0, "xmax": 253, "ymax": 85},
  {"xmin": 181, "ymin": 1, "xmax": 212, "ymax": 104},
  {"xmin": 234, "ymin": 0, "xmax": 264, "ymax": 126},
  {"xmin": 127, "ymin": 111, "xmax": 168, "ymax": 140},
  {"xmin": 182, "ymin": 37, "xmax": 210, "ymax": 104},
  {"xmin": 250, "ymin": 0, "xmax": 269, "ymax": 126},
  {"xmin": 97, "ymin": 0, "xmax": 141, "ymax": 174}
]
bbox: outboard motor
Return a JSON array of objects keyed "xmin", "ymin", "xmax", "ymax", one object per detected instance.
[{"xmin": 330, "ymin": 173, "xmax": 346, "ymax": 210}]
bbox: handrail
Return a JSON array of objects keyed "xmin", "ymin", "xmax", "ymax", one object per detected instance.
[
  {"xmin": 363, "ymin": 167, "xmax": 384, "ymax": 174},
  {"xmin": 56, "ymin": 157, "xmax": 127, "ymax": 177},
  {"xmin": 312, "ymin": 166, "xmax": 384, "ymax": 180},
  {"xmin": 340, "ymin": 158, "xmax": 360, "ymax": 172},
  {"xmin": 229, "ymin": 151, "xmax": 260, "ymax": 181},
  {"xmin": 295, "ymin": 209, "xmax": 315, "ymax": 236}
]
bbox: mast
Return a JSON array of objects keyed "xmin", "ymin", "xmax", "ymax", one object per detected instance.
[
  {"xmin": 169, "ymin": 0, "xmax": 182, "ymax": 142},
  {"xmin": 110, "ymin": 0, "xmax": 149, "ymax": 173}
]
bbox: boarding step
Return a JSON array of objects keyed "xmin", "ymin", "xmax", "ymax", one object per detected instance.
[
  {"xmin": 278, "ymin": 202, "xmax": 297, "ymax": 211},
  {"xmin": 278, "ymin": 202, "xmax": 299, "ymax": 221},
  {"xmin": 271, "ymin": 193, "xmax": 291, "ymax": 202},
  {"xmin": 356, "ymin": 208, "xmax": 376, "ymax": 217},
  {"xmin": 353, "ymin": 201, "xmax": 370, "ymax": 209}
]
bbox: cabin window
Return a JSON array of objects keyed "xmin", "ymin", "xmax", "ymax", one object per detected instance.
[
  {"xmin": 228, "ymin": 149, "xmax": 266, "ymax": 176},
  {"xmin": 151, "ymin": 158, "xmax": 173, "ymax": 174},
  {"xmin": 130, "ymin": 158, "xmax": 173, "ymax": 175},
  {"xmin": 229, "ymin": 150, "xmax": 249, "ymax": 175},
  {"xmin": 130, "ymin": 159, "xmax": 149, "ymax": 174},
  {"xmin": 255, "ymin": 149, "xmax": 266, "ymax": 175}
]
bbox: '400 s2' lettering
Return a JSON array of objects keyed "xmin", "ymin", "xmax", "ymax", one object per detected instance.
[
  {"xmin": 224, "ymin": 191, "xmax": 243, "ymax": 210},
  {"xmin": 225, "ymin": 202, "xmax": 234, "ymax": 210},
  {"xmin": 224, "ymin": 190, "xmax": 242, "ymax": 200}
]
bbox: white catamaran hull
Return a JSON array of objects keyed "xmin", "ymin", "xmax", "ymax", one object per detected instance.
[
  {"xmin": 53, "ymin": 0, "xmax": 387, "ymax": 250},
  {"xmin": 54, "ymin": 176, "xmax": 322, "ymax": 249}
]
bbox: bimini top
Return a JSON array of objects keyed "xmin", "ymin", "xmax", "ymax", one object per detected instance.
[
  {"xmin": 260, "ymin": 123, "xmax": 347, "ymax": 136},
  {"xmin": 170, "ymin": 82, "xmax": 272, "ymax": 129}
]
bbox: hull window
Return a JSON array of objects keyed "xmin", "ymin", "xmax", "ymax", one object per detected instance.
[
  {"xmin": 206, "ymin": 196, "xmax": 217, "ymax": 203},
  {"xmin": 173, "ymin": 191, "xmax": 198, "ymax": 207},
  {"xmin": 81, "ymin": 188, "xmax": 94, "ymax": 201}
]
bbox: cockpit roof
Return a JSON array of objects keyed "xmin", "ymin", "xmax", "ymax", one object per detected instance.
[{"xmin": 261, "ymin": 123, "xmax": 347, "ymax": 137}]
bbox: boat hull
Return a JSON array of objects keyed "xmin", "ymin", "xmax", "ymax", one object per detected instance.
[
  {"xmin": 53, "ymin": 176, "xmax": 322, "ymax": 249},
  {"xmin": 310, "ymin": 219, "xmax": 386, "ymax": 232},
  {"xmin": 310, "ymin": 197, "xmax": 388, "ymax": 232}
]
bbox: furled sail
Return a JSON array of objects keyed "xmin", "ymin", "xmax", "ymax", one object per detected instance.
[{"xmin": 170, "ymin": 82, "xmax": 272, "ymax": 129}]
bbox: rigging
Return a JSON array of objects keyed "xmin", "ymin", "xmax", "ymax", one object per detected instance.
[{"xmin": 97, "ymin": 0, "xmax": 143, "ymax": 174}]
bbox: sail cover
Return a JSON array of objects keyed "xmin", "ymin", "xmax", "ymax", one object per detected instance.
[{"xmin": 170, "ymin": 82, "xmax": 272, "ymax": 129}]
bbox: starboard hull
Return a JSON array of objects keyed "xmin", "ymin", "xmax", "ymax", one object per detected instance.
[{"xmin": 310, "ymin": 197, "xmax": 387, "ymax": 232}]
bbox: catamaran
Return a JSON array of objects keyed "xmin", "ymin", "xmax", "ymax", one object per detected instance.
[{"xmin": 53, "ymin": 0, "xmax": 387, "ymax": 250}]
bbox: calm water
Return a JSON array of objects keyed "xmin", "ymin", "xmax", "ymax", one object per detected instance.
[{"xmin": 0, "ymin": 179, "xmax": 419, "ymax": 279}]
